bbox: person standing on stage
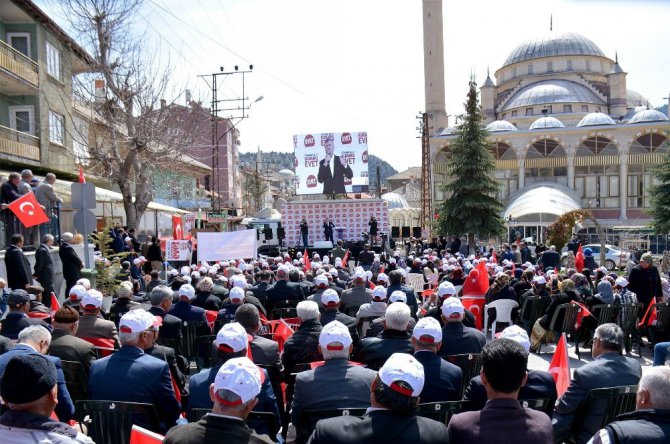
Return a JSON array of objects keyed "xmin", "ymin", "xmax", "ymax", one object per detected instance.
[
  {"xmin": 323, "ymin": 218, "xmax": 335, "ymax": 244},
  {"xmin": 369, "ymin": 216, "xmax": 378, "ymax": 245},
  {"xmin": 300, "ymin": 217, "xmax": 309, "ymax": 248}
]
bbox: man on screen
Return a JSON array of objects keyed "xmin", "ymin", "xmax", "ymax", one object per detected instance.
[{"xmin": 318, "ymin": 133, "xmax": 353, "ymax": 194}]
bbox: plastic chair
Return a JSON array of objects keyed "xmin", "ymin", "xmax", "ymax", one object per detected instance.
[
  {"xmin": 538, "ymin": 303, "xmax": 581, "ymax": 358},
  {"xmin": 74, "ymin": 400, "xmax": 160, "ymax": 444},
  {"xmin": 60, "ymin": 360, "xmax": 88, "ymax": 404},
  {"xmin": 616, "ymin": 303, "xmax": 642, "ymax": 355},
  {"xmin": 180, "ymin": 320, "xmax": 209, "ymax": 363},
  {"xmin": 298, "ymin": 408, "xmax": 367, "ymax": 444},
  {"xmin": 445, "ymin": 354, "xmax": 483, "ymax": 398},
  {"xmin": 519, "ymin": 398, "xmax": 552, "ymax": 415},
  {"xmin": 483, "ymin": 299, "xmax": 519, "ymax": 339},
  {"xmin": 648, "ymin": 302, "xmax": 670, "ymax": 346},
  {"xmin": 416, "ymin": 400, "xmax": 470, "ymax": 426},
  {"xmin": 358, "ymin": 315, "xmax": 381, "ymax": 338},
  {"xmin": 570, "ymin": 385, "xmax": 638, "ymax": 443},
  {"xmin": 407, "ymin": 273, "xmax": 426, "ymax": 295},
  {"xmin": 519, "ymin": 295, "xmax": 550, "ymax": 335}
]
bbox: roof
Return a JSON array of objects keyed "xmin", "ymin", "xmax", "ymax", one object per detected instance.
[
  {"xmin": 386, "ymin": 167, "xmax": 421, "ymax": 181},
  {"xmin": 381, "ymin": 192, "xmax": 410, "ymax": 210},
  {"xmin": 503, "ymin": 32, "xmax": 605, "ymax": 67},
  {"xmin": 629, "ymin": 109, "xmax": 668, "ymax": 124},
  {"xmin": 504, "ymin": 184, "xmax": 581, "ymax": 219},
  {"xmin": 502, "ymin": 79, "xmax": 606, "ymax": 111},
  {"xmin": 577, "ymin": 112, "xmax": 616, "ymax": 127},
  {"xmin": 486, "ymin": 120, "xmax": 517, "ymax": 132},
  {"xmin": 529, "ymin": 116, "xmax": 565, "ymax": 130}
]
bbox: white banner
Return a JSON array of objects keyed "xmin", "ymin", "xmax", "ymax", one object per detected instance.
[
  {"xmin": 197, "ymin": 230, "xmax": 258, "ymax": 262},
  {"xmin": 293, "ymin": 131, "xmax": 369, "ymax": 195},
  {"xmin": 183, "ymin": 213, "xmax": 196, "ymax": 235},
  {"xmin": 165, "ymin": 240, "xmax": 191, "ymax": 261}
]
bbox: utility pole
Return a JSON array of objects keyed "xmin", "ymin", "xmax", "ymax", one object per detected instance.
[{"xmin": 418, "ymin": 112, "xmax": 432, "ymax": 230}]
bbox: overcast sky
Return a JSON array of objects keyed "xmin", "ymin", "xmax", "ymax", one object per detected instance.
[{"xmin": 39, "ymin": 0, "xmax": 670, "ymax": 171}]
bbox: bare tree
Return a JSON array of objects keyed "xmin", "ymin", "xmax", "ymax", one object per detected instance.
[{"xmin": 59, "ymin": 0, "xmax": 205, "ymax": 229}]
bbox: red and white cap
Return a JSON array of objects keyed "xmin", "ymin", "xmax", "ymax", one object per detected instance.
[
  {"xmin": 215, "ymin": 322, "xmax": 248, "ymax": 353},
  {"xmin": 437, "ymin": 282, "xmax": 456, "ymax": 298},
  {"xmin": 314, "ymin": 275, "xmax": 329, "ymax": 288},
  {"xmin": 230, "ymin": 275, "xmax": 247, "ymax": 289},
  {"xmin": 412, "ymin": 317, "xmax": 442, "ymax": 344},
  {"xmin": 441, "ymin": 297, "xmax": 464, "ymax": 318},
  {"xmin": 498, "ymin": 325, "xmax": 530, "ymax": 352},
  {"xmin": 119, "ymin": 309, "xmax": 162, "ymax": 333},
  {"xmin": 82, "ymin": 289, "xmax": 103, "ymax": 308},
  {"xmin": 318, "ymin": 320, "xmax": 352, "ymax": 350},
  {"xmin": 379, "ymin": 353, "xmax": 424, "ymax": 397},
  {"xmin": 213, "ymin": 357, "xmax": 262, "ymax": 405},
  {"xmin": 178, "ymin": 284, "xmax": 196, "ymax": 300},
  {"xmin": 229, "ymin": 287, "xmax": 246, "ymax": 304},
  {"xmin": 376, "ymin": 273, "xmax": 388, "ymax": 283},
  {"xmin": 532, "ymin": 275, "xmax": 547, "ymax": 285},
  {"xmin": 69, "ymin": 285, "xmax": 87, "ymax": 301},
  {"xmin": 389, "ymin": 290, "xmax": 407, "ymax": 304},
  {"xmin": 321, "ymin": 289, "xmax": 339, "ymax": 307},
  {"xmin": 371, "ymin": 286, "xmax": 387, "ymax": 301}
]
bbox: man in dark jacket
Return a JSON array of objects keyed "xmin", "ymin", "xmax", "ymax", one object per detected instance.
[
  {"xmin": 628, "ymin": 252, "xmax": 663, "ymax": 315},
  {"xmin": 266, "ymin": 265, "xmax": 305, "ymax": 313},
  {"xmin": 250, "ymin": 270, "xmax": 272, "ymax": 308},
  {"xmin": 5, "ymin": 234, "xmax": 31, "ymax": 291},
  {"xmin": 33, "ymin": 234, "xmax": 55, "ymax": 306},
  {"xmin": 282, "ymin": 301, "xmax": 323, "ymax": 374},
  {"xmin": 538, "ymin": 245, "xmax": 561, "ymax": 272},
  {"xmin": 0, "ymin": 290, "xmax": 49, "ymax": 340},
  {"xmin": 319, "ymin": 289, "xmax": 359, "ymax": 347},
  {"xmin": 387, "ymin": 270, "xmax": 419, "ymax": 319},
  {"xmin": 48, "ymin": 306, "xmax": 96, "ymax": 375},
  {"xmin": 148, "ymin": 285, "xmax": 182, "ymax": 344},
  {"xmin": 438, "ymin": 297, "xmax": 486, "ymax": 357},
  {"xmin": 354, "ymin": 302, "xmax": 413, "ymax": 371},
  {"xmin": 59, "ymin": 232, "xmax": 83, "ymax": 298}
]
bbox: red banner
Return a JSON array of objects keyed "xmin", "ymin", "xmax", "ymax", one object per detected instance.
[
  {"xmin": 7, "ymin": 192, "xmax": 49, "ymax": 227},
  {"xmin": 172, "ymin": 215, "xmax": 183, "ymax": 240}
]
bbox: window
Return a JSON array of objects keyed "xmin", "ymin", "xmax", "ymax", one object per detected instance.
[
  {"xmin": 46, "ymin": 42, "xmax": 61, "ymax": 80},
  {"xmin": 525, "ymin": 107, "xmax": 534, "ymax": 116},
  {"xmin": 547, "ymin": 61, "xmax": 553, "ymax": 73},
  {"xmin": 546, "ymin": 105, "xmax": 552, "ymax": 114},
  {"xmin": 528, "ymin": 63, "xmax": 534, "ymax": 75},
  {"xmin": 563, "ymin": 104, "xmax": 572, "ymax": 113},
  {"xmin": 9, "ymin": 106, "xmax": 34, "ymax": 134},
  {"xmin": 49, "ymin": 110, "xmax": 64, "ymax": 145},
  {"xmin": 585, "ymin": 59, "xmax": 591, "ymax": 72},
  {"xmin": 582, "ymin": 105, "xmax": 589, "ymax": 113},
  {"xmin": 512, "ymin": 67, "xmax": 518, "ymax": 78},
  {"xmin": 567, "ymin": 60, "xmax": 573, "ymax": 71},
  {"xmin": 7, "ymin": 32, "xmax": 31, "ymax": 58},
  {"xmin": 511, "ymin": 110, "xmax": 517, "ymax": 117},
  {"xmin": 72, "ymin": 116, "xmax": 90, "ymax": 165}
]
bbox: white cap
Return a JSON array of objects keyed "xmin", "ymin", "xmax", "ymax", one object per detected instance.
[
  {"xmin": 183, "ymin": 276, "xmax": 192, "ymax": 284},
  {"xmin": 599, "ymin": 266, "xmax": 609, "ymax": 274},
  {"xmin": 532, "ymin": 275, "xmax": 547, "ymax": 285},
  {"xmin": 378, "ymin": 353, "xmax": 424, "ymax": 397},
  {"xmin": 119, "ymin": 309, "xmax": 162, "ymax": 333},
  {"xmin": 82, "ymin": 289, "xmax": 103, "ymax": 308},
  {"xmin": 180, "ymin": 266, "xmax": 190, "ymax": 275},
  {"xmin": 322, "ymin": 289, "xmax": 340, "ymax": 306},
  {"xmin": 191, "ymin": 271, "xmax": 201, "ymax": 279},
  {"xmin": 169, "ymin": 269, "xmax": 179, "ymax": 276},
  {"xmin": 365, "ymin": 270, "xmax": 373, "ymax": 280},
  {"xmin": 499, "ymin": 325, "xmax": 531, "ymax": 352},
  {"xmin": 615, "ymin": 276, "xmax": 629, "ymax": 287},
  {"xmin": 412, "ymin": 317, "xmax": 442, "ymax": 344},
  {"xmin": 376, "ymin": 273, "xmax": 388, "ymax": 283},
  {"xmin": 229, "ymin": 286, "xmax": 246, "ymax": 303},
  {"xmin": 213, "ymin": 357, "xmax": 262, "ymax": 405},
  {"xmin": 230, "ymin": 275, "xmax": 247, "ymax": 289},
  {"xmin": 133, "ymin": 258, "xmax": 141, "ymax": 265},
  {"xmin": 441, "ymin": 297, "xmax": 464, "ymax": 318},
  {"xmin": 277, "ymin": 265, "xmax": 290, "ymax": 275},
  {"xmin": 314, "ymin": 275, "xmax": 329, "ymax": 287},
  {"xmin": 199, "ymin": 266, "xmax": 208, "ymax": 274},
  {"xmin": 238, "ymin": 263, "xmax": 248, "ymax": 272},
  {"xmin": 178, "ymin": 284, "xmax": 196, "ymax": 300},
  {"xmin": 371, "ymin": 286, "xmax": 388, "ymax": 301},
  {"xmin": 69, "ymin": 285, "xmax": 87, "ymax": 301},
  {"xmin": 76, "ymin": 278, "xmax": 91, "ymax": 290},
  {"xmin": 353, "ymin": 270, "xmax": 366, "ymax": 281},
  {"xmin": 437, "ymin": 282, "xmax": 456, "ymax": 298},
  {"xmin": 318, "ymin": 320, "xmax": 352, "ymax": 350},
  {"xmin": 389, "ymin": 290, "xmax": 407, "ymax": 304},
  {"xmin": 389, "ymin": 258, "xmax": 397, "ymax": 265},
  {"xmin": 215, "ymin": 322, "xmax": 248, "ymax": 353},
  {"xmin": 329, "ymin": 269, "xmax": 338, "ymax": 277}
]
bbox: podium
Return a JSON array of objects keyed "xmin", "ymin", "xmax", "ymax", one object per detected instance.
[{"xmin": 335, "ymin": 227, "xmax": 345, "ymax": 240}]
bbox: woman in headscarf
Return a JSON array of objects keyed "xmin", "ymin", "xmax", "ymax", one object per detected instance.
[
  {"xmin": 571, "ymin": 273, "xmax": 593, "ymax": 301},
  {"xmin": 530, "ymin": 278, "xmax": 582, "ymax": 352}
]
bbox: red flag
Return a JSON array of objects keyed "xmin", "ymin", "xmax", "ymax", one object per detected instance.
[
  {"xmin": 78, "ymin": 166, "xmax": 86, "ymax": 184},
  {"xmin": 574, "ymin": 302, "xmax": 592, "ymax": 329},
  {"xmin": 7, "ymin": 193, "xmax": 49, "ymax": 228},
  {"xmin": 169, "ymin": 370, "xmax": 182, "ymax": 403},
  {"xmin": 549, "ymin": 333, "xmax": 571, "ymax": 397},
  {"xmin": 462, "ymin": 296, "xmax": 486, "ymax": 330},
  {"xmin": 379, "ymin": 266, "xmax": 385, "ymax": 274},
  {"xmin": 273, "ymin": 319, "xmax": 294, "ymax": 352},
  {"xmin": 172, "ymin": 215, "xmax": 183, "ymax": 240},
  {"xmin": 304, "ymin": 249, "xmax": 311, "ymax": 271},
  {"xmin": 492, "ymin": 251, "xmax": 498, "ymax": 264},
  {"xmin": 639, "ymin": 303, "xmax": 658, "ymax": 328},
  {"xmin": 575, "ymin": 245, "xmax": 585, "ymax": 271},
  {"xmin": 50, "ymin": 292, "xmax": 60, "ymax": 318},
  {"xmin": 129, "ymin": 425, "xmax": 164, "ymax": 444},
  {"xmin": 342, "ymin": 250, "xmax": 350, "ymax": 268},
  {"xmin": 462, "ymin": 264, "xmax": 489, "ymax": 296},
  {"xmin": 205, "ymin": 310, "xmax": 218, "ymax": 331}
]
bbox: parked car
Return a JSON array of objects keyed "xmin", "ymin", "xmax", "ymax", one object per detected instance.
[{"xmin": 561, "ymin": 244, "xmax": 630, "ymax": 271}]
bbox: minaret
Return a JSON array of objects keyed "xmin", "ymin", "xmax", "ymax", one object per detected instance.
[
  {"xmin": 480, "ymin": 68, "xmax": 496, "ymax": 124},
  {"xmin": 607, "ymin": 52, "xmax": 627, "ymax": 119},
  {"xmin": 422, "ymin": 0, "xmax": 448, "ymax": 134}
]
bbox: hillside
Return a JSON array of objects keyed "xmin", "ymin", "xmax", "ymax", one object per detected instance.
[{"xmin": 239, "ymin": 151, "xmax": 398, "ymax": 193}]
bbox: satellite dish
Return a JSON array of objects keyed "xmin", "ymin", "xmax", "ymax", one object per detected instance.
[{"xmin": 275, "ymin": 198, "xmax": 287, "ymax": 210}]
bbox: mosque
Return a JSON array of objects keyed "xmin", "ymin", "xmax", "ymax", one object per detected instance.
[{"xmin": 424, "ymin": 1, "xmax": 670, "ymax": 249}]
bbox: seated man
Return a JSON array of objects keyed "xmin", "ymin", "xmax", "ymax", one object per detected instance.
[
  {"xmin": 464, "ymin": 325, "xmax": 557, "ymax": 410},
  {"xmin": 0, "ymin": 354, "xmax": 93, "ymax": 443},
  {"xmin": 308, "ymin": 353, "xmax": 449, "ymax": 443},
  {"xmin": 109, "ymin": 281, "xmax": 141, "ymax": 316},
  {"xmin": 164, "ymin": 357, "xmax": 274, "ymax": 444},
  {"xmin": 364, "ymin": 291, "xmax": 417, "ymax": 338},
  {"xmin": 147, "ymin": 285, "xmax": 183, "ymax": 344},
  {"xmin": 411, "ymin": 317, "xmax": 461, "ymax": 403},
  {"xmin": 75, "ymin": 289, "xmax": 120, "ymax": 349},
  {"xmin": 339, "ymin": 271, "xmax": 373, "ymax": 314},
  {"xmin": 553, "ymin": 323, "xmax": 642, "ymax": 444},
  {"xmin": 319, "ymin": 289, "xmax": 359, "ymax": 347},
  {"xmin": 0, "ymin": 290, "xmax": 49, "ymax": 340},
  {"xmin": 49, "ymin": 306, "xmax": 97, "ymax": 375},
  {"xmin": 291, "ymin": 321, "xmax": 376, "ymax": 442},
  {"xmin": 216, "ymin": 287, "xmax": 246, "ymax": 325},
  {"xmin": 448, "ymin": 338, "xmax": 553, "ymax": 444},
  {"xmin": 281, "ymin": 301, "xmax": 323, "ymax": 374},
  {"xmin": 354, "ymin": 302, "xmax": 413, "ymax": 371},
  {"xmin": 438, "ymin": 297, "xmax": 486, "ymax": 357},
  {"xmin": 88, "ymin": 309, "xmax": 181, "ymax": 432},
  {"xmin": 0, "ymin": 325, "xmax": 75, "ymax": 422},
  {"xmin": 170, "ymin": 284, "xmax": 208, "ymax": 324},
  {"xmin": 588, "ymin": 366, "xmax": 670, "ymax": 443},
  {"xmin": 357, "ymin": 286, "xmax": 388, "ymax": 321}
]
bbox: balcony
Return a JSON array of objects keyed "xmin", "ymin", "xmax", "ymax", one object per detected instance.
[
  {"xmin": 0, "ymin": 40, "xmax": 38, "ymax": 94},
  {"xmin": 0, "ymin": 125, "xmax": 40, "ymax": 161}
]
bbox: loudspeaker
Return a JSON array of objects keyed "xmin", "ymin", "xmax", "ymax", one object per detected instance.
[
  {"xmin": 401, "ymin": 226, "xmax": 410, "ymax": 237},
  {"xmin": 391, "ymin": 226, "xmax": 400, "ymax": 238},
  {"xmin": 277, "ymin": 227, "xmax": 285, "ymax": 239},
  {"xmin": 412, "ymin": 227, "xmax": 422, "ymax": 238},
  {"xmin": 263, "ymin": 228, "xmax": 273, "ymax": 240}
]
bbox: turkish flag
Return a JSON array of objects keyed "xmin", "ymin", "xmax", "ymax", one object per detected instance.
[
  {"xmin": 50, "ymin": 292, "xmax": 60, "ymax": 318},
  {"xmin": 639, "ymin": 303, "xmax": 658, "ymax": 328},
  {"xmin": 272, "ymin": 319, "xmax": 294, "ymax": 353},
  {"xmin": 8, "ymin": 192, "xmax": 49, "ymax": 227},
  {"xmin": 342, "ymin": 250, "xmax": 350, "ymax": 268},
  {"xmin": 462, "ymin": 296, "xmax": 486, "ymax": 330},
  {"xmin": 304, "ymin": 249, "xmax": 311, "ymax": 271},
  {"xmin": 129, "ymin": 425, "xmax": 164, "ymax": 444},
  {"xmin": 78, "ymin": 166, "xmax": 86, "ymax": 184},
  {"xmin": 575, "ymin": 245, "xmax": 584, "ymax": 271},
  {"xmin": 172, "ymin": 215, "xmax": 183, "ymax": 240},
  {"xmin": 549, "ymin": 333, "xmax": 571, "ymax": 397}
]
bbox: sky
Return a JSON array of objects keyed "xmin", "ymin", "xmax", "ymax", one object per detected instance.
[{"xmin": 37, "ymin": 0, "xmax": 670, "ymax": 172}]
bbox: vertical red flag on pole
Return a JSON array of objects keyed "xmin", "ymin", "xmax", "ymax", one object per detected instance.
[
  {"xmin": 549, "ymin": 333, "xmax": 571, "ymax": 397},
  {"xmin": 575, "ymin": 245, "xmax": 584, "ymax": 272},
  {"xmin": 78, "ymin": 166, "xmax": 86, "ymax": 183},
  {"xmin": 50, "ymin": 292, "xmax": 61, "ymax": 318},
  {"xmin": 342, "ymin": 250, "xmax": 350, "ymax": 268},
  {"xmin": 172, "ymin": 215, "xmax": 183, "ymax": 240},
  {"xmin": 303, "ymin": 249, "xmax": 311, "ymax": 271}
]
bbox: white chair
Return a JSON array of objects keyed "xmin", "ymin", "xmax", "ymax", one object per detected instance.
[
  {"xmin": 425, "ymin": 273, "xmax": 438, "ymax": 288},
  {"xmin": 407, "ymin": 273, "xmax": 426, "ymax": 296},
  {"xmin": 483, "ymin": 299, "xmax": 519, "ymax": 340}
]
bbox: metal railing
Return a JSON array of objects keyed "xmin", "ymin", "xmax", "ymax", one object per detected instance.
[
  {"xmin": 0, "ymin": 124, "xmax": 40, "ymax": 161},
  {"xmin": 0, "ymin": 40, "xmax": 38, "ymax": 87}
]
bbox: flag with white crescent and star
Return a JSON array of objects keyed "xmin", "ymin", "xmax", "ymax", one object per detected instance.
[{"xmin": 7, "ymin": 192, "xmax": 49, "ymax": 227}]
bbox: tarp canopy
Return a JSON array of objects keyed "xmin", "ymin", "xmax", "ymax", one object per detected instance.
[{"xmin": 504, "ymin": 184, "xmax": 581, "ymax": 219}]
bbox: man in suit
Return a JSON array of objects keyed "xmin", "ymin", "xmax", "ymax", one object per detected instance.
[
  {"xmin": 386, "ymin": 270, "xmax": 419, "ymax": 320},
  {"xmin": 0, "ymin": 290, "xmax": 49, "ymax": 340},
  {"xmin": 59, "ymin": 232, "xmax": 83, "ymax": 298},
  {"xmin": 538, "ymin": 245, "xmax": 561, "ymax": 272},
  {"xmin": 411, "ymin": 317, "xmax": 462, "ymax": 403},
  {"xmin": 317, "ymin": 134, "xmax": 353, "ymax": 195},
  {"xmin": 33, "ymin": 234, "xmax": 56, "ymax": 307},
  {"xmin": 5, "ymin": 234, "xmax": 31, "ymax": 291},
  {"xmin": 89, "ymin": 309, "xmax": 181, "ymax": 432},
  {"xmin": 0, "ymin": 325, "xmax": 75, "ymax": 422},
  {"xmin": 308, "ymin": 352, "xmax": 448, "ymax": 443},
  {"xmin": 292, "ymin": 321, "xmax": 376, "ymax": 442},
  {"xmin": 340, "ymin": 271, "xmax": 373, "ymax": 314},
  {"xmin": 464, "ymin": 325, "xmax": 557, "ymax": 411},
  {"xmin": 169, "ymin": 283, "xmax": 208, "ymax": 323},
  {"xmin": 554, "ymin": 323, "xmax": 642, "ymax": 443},
  {"xmin": 1, "ymin": 172, "xmax": 23, "ymax": 246},
  {"xmin": 48, "ymin": 306, "xmax": 96, "ymax": 375},
  {"xmin": 266, "ymin": 265, "xmax": 305, "ymax": 314},
  {"xmin": 35, "ymin": 173, "xmax": 62, "ymax": 239},
  {"xmin": 354, "ymin": 302, "xmax": 413, "ymax": 371},
  {"xmin": 323, "ymin": 218, "xmax": 335, "ymax": 244},
  {"xmin": 250, "ymin": 270, "xmax": 272, "ymax": 308},
  {"xmin": 447, "ymin": 339, "xmax": 553, "ymax": 444},
  {"xmin": 438, "ymin": 297, "xmax": 486, "ymax": 357},
  {"xmin": 164, "ymin": 357, "xmax": 274, "ymax": 444},
  {"xmin": 148, "ymin": 285, "xmax": 182, "ymax": 344},
  {"xmin": 75, "ymin": 289, "xmax": 120, "ymax": 349}
]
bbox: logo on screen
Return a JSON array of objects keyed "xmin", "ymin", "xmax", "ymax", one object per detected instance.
[
  {"xmin": 306, "ymin": 175, "xmax": 317, "ymax": 188},
  {"xmin": 304, "ymin": 154, "xmax": 318, "ymax": 168},
  {"xmin": 362, "ymin": 150, "xmax": 368, "ymax": 163},
  {"xmin": 341, "ymin": 132, "xmax": 352, "ymax": 144},
  {"xmin": 358, "ymin": 132, "xmax": 367, "ymax": 144},
  {"xmin": 344, "ymin": 177, "xmax": 352, "ymax": 186},
  {"xmin": 304, "ymin": 135, "xmax": 315, "ymax": 147}
]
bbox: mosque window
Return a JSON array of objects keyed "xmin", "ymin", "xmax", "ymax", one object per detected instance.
[
  {"xmin": 502, "ymin": 113, "xmax": 506, "ymax": 119},
  {"xmin": 582, "ymin": 105, "xmax": 589, "ymax": 113},
  {"xmin": 547, "ymin": 61, "xmax": 553, "ymax": 73},
  {"xmin": 596, "ymin": 106, "xmax": 602, "ymax": 112},
  {"xmin": 512, "ymin": 67, "xmax": 518, "ymax": 78},
  {"xmin": 528, "ymin": 63, "xmax": 534, "ymax": 75},
  {"xmin": 511, "ymin": 110, "xmax": 517, "ymax": 117},
  {"xmin": 567, "ymin": 60, "xmax": 573, "ymax": 71},
  {"xmin": 585, "ymin": 59, "xmax": 591, "ymax": 71},
  {"xmin": 563, "ymin": 105, "xmax": 572, "ymax": 113},
  {"xmin": 525, "ymin": 107, "xmax": 534, "ymax": 116}
]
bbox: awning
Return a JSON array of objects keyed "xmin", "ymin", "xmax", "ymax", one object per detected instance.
[{"xmin": 504, "ymin": 184, "xmax": 581, "ymax": 219}]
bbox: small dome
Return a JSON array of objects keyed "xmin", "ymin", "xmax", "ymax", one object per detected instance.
[
  {"xmin": 629, "ymin": 109, "xmax": 668, "ymax": 124},
  {"xmin": 381, "ymin": 192, "xmax": 410, "ymax": 210},
  {"xmin": 627, "ymin": 90, "xmax": 650, "ymax": 108},
  {"xmin": 577, "ymin": 112, "xmax": 616, "ymax": 127},
  {"xmin": 529, "ymin": 116, "xmax": 565, "ymax": 130},
  {"xmin": 440, "ymin": 126, "xmax": 458, "ymax": 136},
  {"xmin": 486, "ymin": 120, "xmax": 517, "ymax": 132},
  {"xmin": 278, "ymin": 169, "xmax": 295, "ymax": 176}
]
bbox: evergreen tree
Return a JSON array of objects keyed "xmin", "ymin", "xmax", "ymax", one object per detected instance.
[
  {"xmin": 649, "ymin": 144, "xmax": 670, "ymax": 233},
  {"xmin": 436, "ymin": 80, "xmax": 505, "ymax": 249},
  {"xmin": 89, "ymin": 220, "xmax": 127, "ymax": 297}
]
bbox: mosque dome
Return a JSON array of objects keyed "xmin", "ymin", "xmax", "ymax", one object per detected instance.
[
  {"xmin": 503, "ymin": 32, "xmax": 606, "ymax": 67},
  {"xmin": 502, "ymin": 80, "xmax": 605, "ymax": 111},
  {"xmin": 577, "ymin": 112, "xmax": 616, "ymax": 127},
  {"xmin": 381, "ymin": 192, "xmax": 410, "ymax": 210},
  {"xmin": 529, "ymin": 116, "xmax": 565, "ymax": 130},
  {"xmin": 629, "ymin": 109, "xmax": 668, "ymax": 124},
  {"xmin": 440, "ymin": 126, "xmax": 458, "ymax": 136},
  {"xmin": 486, "ymin": 120, "xmax": 518, "ymax": 132},
  {"xmin": 627, "ymin": 90, "xmax": 650, "ymax": 108}
]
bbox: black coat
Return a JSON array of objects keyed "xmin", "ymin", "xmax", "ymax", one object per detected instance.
[
  {"xmin": 628, "ymin": 264, "xmax": 663, "ymax": 305},
  {"xmin": 266, "ymin": 280, "xmax": 305, "ymax": 312},
  {"xmin": 464, "ymin": 369, "xmax": 558, "ymax": 411},
  {"xmin": 604, "ymin": 409, "xmax": 670, "ymax": 444},
  {"xmin": 59, "ymin": 243, "xmax": 83, "ymax": 282},
  {"xmin": 437, "ymin": 322, "xmax": 487, "ymax": 357},
  {"xmin": 149, "ymin": 306, "xmax": 183, "ymax": 343},
  {"xmin": 163, "ymin": 415, "xmax": 274, "ymax": 444},
  {"xmin": 34, "ymin": 243, "xmax": 55, "ymax": 289},
  {"xmin": 413, "ymin": 350, "xmax": 462, "ymax": 403},
  {"xmin": 317, "ymin": 156, "xmax": 353, "ymax": 195},
  {"xmin": 49, "ymin": 328, "xmax": 96, "ymax": 374},
  {"xmin": 5, "ymin": 245, "xmax": 31, "ymax": 291},
  {"xmin": 281, "ymin": 319, "xmax": 323, "ymax": 374},
  {"xmin": 354, "ymin": 329, "xmax": 413, "ymax": 371}
]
